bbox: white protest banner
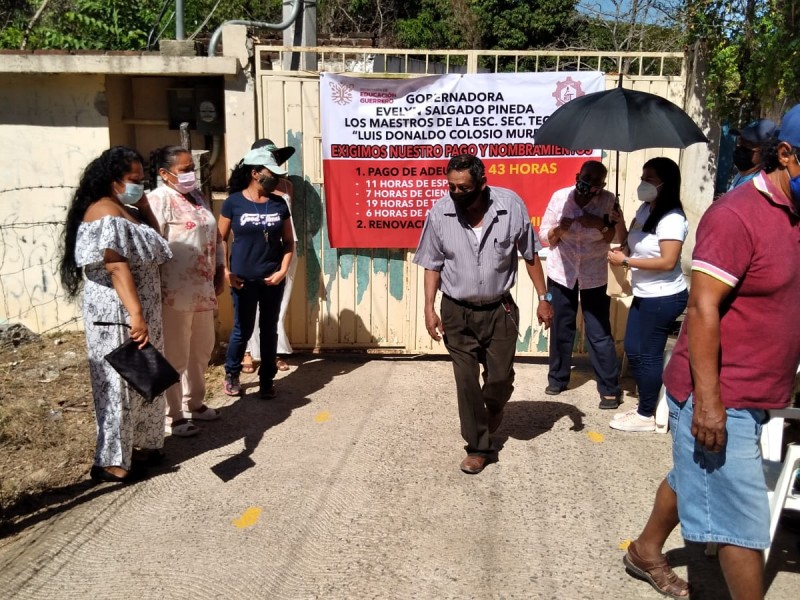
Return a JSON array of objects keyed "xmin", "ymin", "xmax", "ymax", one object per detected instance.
[{"xmin": 320, "ymin": 71, "xmax": 604, "ymax": 248}]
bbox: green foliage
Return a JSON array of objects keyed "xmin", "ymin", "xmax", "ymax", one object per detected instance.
[
  {"xmin": 0, "ymin": 0, "xmax": 284, "ymax": 50},
  {"xmin": 62, "ymin": 0, "xmax": 155, "ymax": 49},
  {"xmin": 0, "ymin": 0, "xmax": 156, "ymax": 49},
  {"xmin": 395, "ymin": 0, "xmax": 578, "ymax": 50},
  {"xmin": 0, "ymin": 26, "xmax": 25, "ymax": 48},
  {"xmin": 685, "ymin": 0, "xmax": 800, "ymax": 122},
  {"xmin": 473, "ymin": 0, "xmax": 577, "ymax": 49},
  {"xmin": 395, "ymin": 0, "xmax": 476, "ymax": 49}
]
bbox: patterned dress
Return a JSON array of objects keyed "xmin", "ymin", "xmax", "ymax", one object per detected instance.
[{"xmin": 75, "ymin": 216, "xmax": 172, "ymax": 470}]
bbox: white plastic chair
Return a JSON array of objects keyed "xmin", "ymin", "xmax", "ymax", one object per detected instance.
[
  {"xmin": 705, "ymin": 409, "xmax": 800, "ymax": 562},
  {"xmin": 653, "ymin": 345, "xmax": 674, "ymax": 434},
  {"xmin": 762, "ymin": 408, "xmax": 800, "ymax": 564}
]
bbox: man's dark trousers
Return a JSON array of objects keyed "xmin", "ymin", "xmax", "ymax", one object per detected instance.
[
  {"xmin": 547, "ymin": 277, "xmax": 620, "ymax": 397},
  {"xmin": 441, "ymin": 295, "xmax": 518, "ymax": 456}
]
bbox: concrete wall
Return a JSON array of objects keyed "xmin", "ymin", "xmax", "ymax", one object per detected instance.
[
  {"xmin": 0, "ymin": 52, "xmax": 237, "ymax": 333},
  {"xmin": 0, "ymin": 73, "xmax": 109, "ymax": 331}
]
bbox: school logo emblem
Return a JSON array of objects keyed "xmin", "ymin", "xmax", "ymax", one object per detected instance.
[
  {"xmin": 330, "ymin": 80, "xmax": 354, "ymax": 105},
  {"xmin": 552, "ymin": 77, "xmax": 585, "ymax": 106}
]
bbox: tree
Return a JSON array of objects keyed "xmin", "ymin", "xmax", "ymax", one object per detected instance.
[
  {"xmin": 0, "ymin": 0, "xmax": 285, "ymax": 50},
  {"xmin": 394, "ymin": 0, "xmax": 578, "ymax": 50},
  {"xmin": 684, "ymin": 0, "xmax": 800, "ymax": 122},
  {"xmin": 318, "ymin": 0, "xmax": 404, "ymax": 43},
  {"xmin": 575, "ymin": 0, "xmax": 683, "ymax": 53}
]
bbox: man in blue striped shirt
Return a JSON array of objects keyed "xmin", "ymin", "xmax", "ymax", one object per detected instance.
[{"xmin": 414, "ymin": 154, "xmax": 553, "ymax": 474}]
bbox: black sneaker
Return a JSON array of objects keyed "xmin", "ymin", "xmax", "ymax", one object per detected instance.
[
  {"xmin": 599, "ymin": 394, "xmax": 621, "ymax": 410},
  {"xmin": 259, "ymin": 384, "xmax": 276, "ymax": 400},
  {"xmin": 223, "ymin": 373, "xmax": 242, "ymax": 396},
  {"xmin": 545, "ymin": 385, "xmax": 566, "ymax": 395}
]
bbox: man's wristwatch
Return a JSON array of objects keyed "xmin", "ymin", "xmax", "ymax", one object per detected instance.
[{"xmin": 539, "ymin": 292, "xmax": 553, "ymax": 303}]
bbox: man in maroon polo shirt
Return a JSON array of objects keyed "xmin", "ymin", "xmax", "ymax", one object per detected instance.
[{"xmin": 622, "ymin": 104, "xmax": 800, "ymax": 599}]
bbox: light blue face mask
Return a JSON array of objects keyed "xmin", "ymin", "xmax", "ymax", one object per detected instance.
[{"xmin": 118, "ymin": 182, "xmax": 144, "ymax": 205}]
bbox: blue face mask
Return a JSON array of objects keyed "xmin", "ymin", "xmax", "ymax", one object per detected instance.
[
  {"xmin": 790, "ymin": 152, "xmax": 800, "ymax": 206},
  {"xmin": 118, "ymin": 182, "xmax": 144, "ymax": 205}
]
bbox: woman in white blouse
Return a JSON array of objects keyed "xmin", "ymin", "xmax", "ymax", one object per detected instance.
[
  {"xmin": 607, "ymin": 157, "xmax": 689, "ymax": 432},
  {"xmin": 148, "ymin": 146, "xmax": 225, "ymax": 437}
]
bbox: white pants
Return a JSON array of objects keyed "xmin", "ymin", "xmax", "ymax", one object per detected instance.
[
  {"xmin": 247, "ymin": 256, "xmax": 297, "ymax": 359},
  {"xmin": 162, "ymin": 306, "xmax": 215, "ymax": 420}
]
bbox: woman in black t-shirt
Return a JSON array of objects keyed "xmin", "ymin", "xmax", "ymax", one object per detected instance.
[{"xmin": 218, "ymin": 147, "xmax": 295, "ymax": 399}]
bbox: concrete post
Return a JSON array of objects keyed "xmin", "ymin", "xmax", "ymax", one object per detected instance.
[{"xmin": 282, "ymin": 1, "xmax": 317, "ymax": 71}]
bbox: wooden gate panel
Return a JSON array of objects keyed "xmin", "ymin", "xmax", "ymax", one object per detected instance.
[{"xmin": 254, "ymin": 48, "xmax": 694, "ymax": 354}]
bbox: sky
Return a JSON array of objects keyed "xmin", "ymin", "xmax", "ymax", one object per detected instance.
[{"xmin": 576, "ymin": 0, "xmax": 682, "ymax": 25}]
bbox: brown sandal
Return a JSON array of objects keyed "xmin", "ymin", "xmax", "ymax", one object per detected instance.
[
  {"xmin": 276, "ymin": 357, "xmax": 290, "ymax": 371},
  {"xmin": 623, "ymin": 540, "xmax": 689, "ymax": 598}
]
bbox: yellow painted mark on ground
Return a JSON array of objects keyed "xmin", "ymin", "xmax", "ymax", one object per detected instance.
[
  {"xmin": 233, "ymin": 507, "xmax": 262, "ymax": 529},
  {"xmin": 587, "ymin": 431, "xmax": 604, "ymax": 443},
  {"xmin": 619, "ymin": 539, "xmax": 631, "ymax": 550},
  {"xmin": 314, "ymin": 411, "xmax": 331, "ymax": 423}
]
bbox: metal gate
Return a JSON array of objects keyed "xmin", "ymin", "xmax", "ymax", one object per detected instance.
[{"xmin": 253, "ymin": 46, "xmax": 688, "ymax": 355}]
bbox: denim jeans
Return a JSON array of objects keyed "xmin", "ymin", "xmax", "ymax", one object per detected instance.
[
  {"xmin": 547, "ymin": 278, "xmax": 620, "ymax": 397},
  {"xmin": 225, "ymin": 279, "xmax": 285, "ymax": 385},
  {"xmin": 624, "ymin": 289, "xmax": 688, "ymax": 417},
  {"xmin": 666, "ymin": 392, "xmax": 770, "ymax": 549}
]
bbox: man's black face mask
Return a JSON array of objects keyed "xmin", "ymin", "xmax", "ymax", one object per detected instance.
[
  {"xmin": 732, "ymin": 146, "xmax": 756, "ymax": 172},
  {"xmin": 575, "ymin": 178, "xmax": 600, "ymax": 197},
  {"xmin": 450, "ymin": 188, "xmax": 482, "ymax": 209}
]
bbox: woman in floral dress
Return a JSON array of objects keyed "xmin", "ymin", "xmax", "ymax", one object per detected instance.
[
  {"xmin": 148, "ymin": 145, "xmax": 225, "ymax": 437},
  {"xmin": 59, "ymin": 146, "xmax": 172, "ymax": 482}
]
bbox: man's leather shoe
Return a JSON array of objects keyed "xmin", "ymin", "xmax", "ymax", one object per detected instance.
[
  {"xmin": 545, "ymin": 384, "xmax": 566, "ymax": 395},
  {"xmin": 488, "ymin": 409, "xmax": 504, "ymax": 434},
  {"xmin": 460, "ymin": 454, "xmax": 487, "ymax": 474}
]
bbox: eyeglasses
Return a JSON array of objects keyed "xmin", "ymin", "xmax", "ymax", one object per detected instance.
[{"xmin": 578, "ymin": 178, "xmax": 606, "ymax": 191}]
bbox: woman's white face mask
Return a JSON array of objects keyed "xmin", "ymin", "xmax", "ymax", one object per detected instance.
[{"xmin": 636, "ymin": 181, "xmax": 661, "ymax": 203}]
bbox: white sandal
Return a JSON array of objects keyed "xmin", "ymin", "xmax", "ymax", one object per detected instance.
[
  {"xmin": 190, "ymin": 405, "xmax": 220, "ymax": 421},
  {"xmin": 171, "ymin": 419, "xmax": 200, "ymax": 437}
]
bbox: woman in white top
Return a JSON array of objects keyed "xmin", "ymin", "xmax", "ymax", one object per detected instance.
[
  {"xmin": 607, "ymin": 157, "xmax": 689, "ymax": 432},
  {"xmin": 148, "ymin": 146, "xmax": 225, "ymax": 437}
]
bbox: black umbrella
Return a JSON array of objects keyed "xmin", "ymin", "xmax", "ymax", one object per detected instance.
[{"xmin": 534, "ymin": 76, "xmax": 708, "ymax": 194}]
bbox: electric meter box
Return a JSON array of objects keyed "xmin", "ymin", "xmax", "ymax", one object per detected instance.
[
  {"xmin": 167, "ymin": 88, "xmax": 195, "ymax": 130},
  {"xmin": 166, "ymin": 87, "xmax": 225, "ymax": 135},
  {"xmin": 194, "ymin": 87, "xmax": 225, "ymax": 135}
]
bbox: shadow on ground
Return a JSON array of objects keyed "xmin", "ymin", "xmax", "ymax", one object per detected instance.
[
  {"xmin": 160, "ymin": 355, "xmax": 365, "ymax": 482},
  {"xmin": 0, "ymin": 355, "xmax": 367, "ymax": 540},
  {"xmin": 492, "ymin": 399, "xmax": 585, "ymax": 456},
  {"xmin": 0, "ymin": 479, "xmax": 129, "ymax": 540}
]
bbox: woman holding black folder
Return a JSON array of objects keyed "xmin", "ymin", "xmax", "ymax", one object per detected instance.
[{"xmin": 59, "ymin": 146, "xmax": 172, "ymax": 482}]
